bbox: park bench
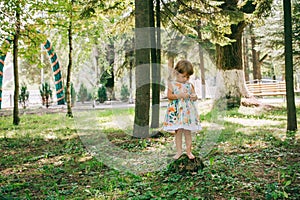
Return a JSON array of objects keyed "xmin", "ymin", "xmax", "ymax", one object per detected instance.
[{"xmin": 246, "ymin": 81, "xmax": 286, "ymax": 97}]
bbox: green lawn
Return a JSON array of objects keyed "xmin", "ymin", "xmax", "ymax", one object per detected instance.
[{"xmin": 0, "ymin": 103, "xmax": 299, "ymax": 199}]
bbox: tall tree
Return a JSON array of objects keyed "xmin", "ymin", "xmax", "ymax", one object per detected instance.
[
  {"xmin": 134, "ymin": 0, "xmax": 151, "ymax": 138},
  {"xmin": 196, "ymin": 20, "xmax": 207, "ymax": 99},
  {"xmin": 102, "ymin": 38, "xmax": 115, "ymax": 100},
  {"xmin": 212, "ymin": 0, "xmax": 272, "ymax": 108},
  {"xmin": 0, "ymin": 0, "xmax": 49, "ymax": 123},
  {"xmin": 283, "ymin": 0, "xmax": 297, "ymax": 131},
  {"xmin": 173, "ymin": 1, "xmax": 214, "ymax": 99},
  {"xmin": 253, "ymin": 1, "xmax": 298, "ymax": 81},
  {"xmin": 80, "ymin": 0, "xmax": 135, "ymax": 101},
  {"xmin": 12, "ymin": 2, "xmax": 21, "ymax": 125},
  {"xmin": 254, "ymin": 15, "xmax": 281, "ymax": 68},
  {"xmin": 251, "ymin": 30, "xmax": 262, "ymax": 82},
  {"xmin": 250, "ymin": 24, "xmax": 269, "ymax": 82},
  {"xmin": 66, "ymin": 0, "xmax": 74, "ymax": 118},
  {"xmin": 163, "ymin": 0, "xmax": 272, "ymax": 107},
  {"xmin": 150, "ymin": 0, "xmax": 161, "ymax": 129},
  {"xmin": 242, "ymin": 29, "xmax": 250, "ymax": 82}
]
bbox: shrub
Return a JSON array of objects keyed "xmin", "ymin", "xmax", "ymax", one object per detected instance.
[
  {"xmin": 120, "ymin": 84, "xmax": 130, "ymax": 102},
  {"xmin": 98, "ymin": 85, "xmax": 107, "ymax": 103},
  {"xmin": 77, "ymin": 83, "xmax": 88, "ymax": 103},
  {"xmin": 87, "ymin": 92, "xmax": 93, "ymax": 101},
  {"xmin": 19, "ymin": 83, "xmax": 29, "ymax": 109},
  {"xmin": 40, "ymin": 82, "xmax": 52, "ymax": 108}
]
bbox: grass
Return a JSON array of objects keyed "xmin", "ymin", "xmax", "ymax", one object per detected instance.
[{"xmin": 0, "ymin": 102, "xmax": 300, "ymax": 199}]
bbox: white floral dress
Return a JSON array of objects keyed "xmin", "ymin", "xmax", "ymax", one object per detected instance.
[{"xmin": 163, "ymin": 81, "xmax": 202, "ymax": 132}]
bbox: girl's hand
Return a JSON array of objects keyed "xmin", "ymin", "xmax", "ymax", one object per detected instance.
[
  {"xmin": 190, "ymin": 93, "xmax": 197, "ymax": 101},
  {"xmin": 176, "ymin": 93, "xmax": 189, "ymax": 99}
]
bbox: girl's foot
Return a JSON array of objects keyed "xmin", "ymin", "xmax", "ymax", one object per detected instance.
[
  {"xmin": 173, "ymin": 153, "xmax": 182, "ymax": 160},
  {"xmin": 186, "ymin": 153, "xmax": 195, "ymax": 159}
]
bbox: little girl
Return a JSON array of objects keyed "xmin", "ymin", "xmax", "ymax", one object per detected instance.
[{"xmin": 163, "ymin": 60, "xmax": 202, "ymax": 159}]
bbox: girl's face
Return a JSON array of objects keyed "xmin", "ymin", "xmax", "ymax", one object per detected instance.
[{"xmin": 175, "ymin": 71, "xmax": 190, "ymax": 83}]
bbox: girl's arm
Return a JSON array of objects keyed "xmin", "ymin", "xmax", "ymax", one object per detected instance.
[
  {"xmin": 167, "ymin": 82, "xmax": 188, "ymax": 100},
  {"xmin": 190, "ymin": 83, "xmax": 198, "ymax": 101}
]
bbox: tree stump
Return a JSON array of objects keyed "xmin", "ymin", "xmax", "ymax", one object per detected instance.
[{"xmin": 167, "ymin": 154, "xmax": 205, "ymax": 174}]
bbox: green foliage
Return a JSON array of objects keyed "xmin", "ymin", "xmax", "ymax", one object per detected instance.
[
  {"xmin": 100, "ymin": 69, "xmax": 112, "ymax": 86},
  {"xmin": 0, "ymin": 105, "xmax": 300, "ymax": 199},
  {"xmin": 0, "ymin": 0, "xmax": 48, "ymax": 64},
  {"xmin": 97, "ymin": 85, "xmax": 107, "ymax": 103},
  {"xmin": 255, "ymin": 0, "xmax": 300, "ymax": 77},
  {"xmin": 120, "ymin": 84, "xmax": 129, "ymax": 101},
  {"xmin": 39, "ymin": 82, "xmax": 52, "ymax": 108},
  {"xmin": 77, "ymin": 83, "xmax": 88, "ymax": 103},
  {"xmin": 265, "ymin": 181, "xmax": 290, "ymax": 200},
  {"xmin": 18, "ymin": 83, "xmax": 29, "ymax": 109}
]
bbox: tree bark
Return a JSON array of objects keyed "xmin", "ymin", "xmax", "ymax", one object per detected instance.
[
  {"xmin": 66, "ymin": 1, "xmax": 73, "ymax": 118},
  {"xmin": 243, "ymin": 30, "xmax": 250, "ymax": 82},
  {"xmin": 134, "ymin": 0, "xmax": 151, "ymax": 138},
  {"xmin": 283, "ymin": 0, "xmax": 297, "ymax": 131},
  {"xmin": 196, "ymin": 21, "xmax": 206, "ymax": 99},
  {"xmin": 13, "ymin": 9, "xmax": 21, "ymax": 125},
  {"xmin": 151, "ymin": 0, "xmax": 161, "ymax": 128},
  {"xmin": 125, "ymin": 38, "xmax": 134, "ymax": 104},
  {"xmin": 92, "ymin": 40, "xmax": 100, "ymax": 85},
  {"xmin": 216, "ymin": 22, "xmax": 252, "ymax": 108},
  {"xmin": 251, "ymin": 35, "xmax": 262, "ymax": 82}
]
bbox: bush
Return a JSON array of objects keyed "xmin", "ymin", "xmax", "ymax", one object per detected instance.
[
  {"xmin": 98, "ymin": 85, "xmax": 107, "ymax": 103},
  {"xmin": 19, "ymin": 83, "xmax": 29, "ymax": 109},
  {"xmin": 77, "ymin": 83, "xmax": 88, "ymax": 103},
  {"xmin": 120, "ymin": 84, "xmax": 130, "ymax": 102},
  {"xmin": 87, "ymin": 92, "xmax": 93, "ymax": 101},
  {"xmin": 40, "ymin": 82, "xmax": 52, "ymax": 108}
]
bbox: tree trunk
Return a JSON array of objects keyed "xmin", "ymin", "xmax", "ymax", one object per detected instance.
[
  {"xmin": 251, "ymin": 35, "xmax": 261, "ymax": 82},
  {"xmin": 283, "ymin": 0, "xmax": 297, "ymax": 131},
  {"xmin": 133, "ymin": 0, "xmax": 151, "ymax": 138},
  {"xmin": 156, "ymin": 0, "xmax": 162, "ymax": 98},
  {"xmin": 216, "ymin": 22, "xmax": 251, "ymax": 108},
  {"xmin": 129, "ymin": 55, "xmax": 133, "ymax": 104},
  {"xmin": 196, "ymin": 21, "xmax": 206, "ymax": 99},
  {"xmin": 106, "ymin": 38, "xmax": 115, "ymax": 100},
  {"xmin": 151, "ymin": 0, "xmax": 161, "ymax": 128},
  {"xmin": 166, "ymin": 32, "xmax": 178, "ymax": 78},
  {"xmin": 125, "ymin": 38, "xmax": 134, "ymax": 104},
  {"xmin": 243, "ymin": 30, "xmax": 250, "ymax": 82},
  {"xmin": 92, "ymin": 40, "xmax": 100, "ymax": 84},
  {"xmin": 167, "ymin": 56, "xmax": 175, "ymax": 80},
  {"xmin": 66, "ymin": 2, "xmax": 73, "ymax": 118},
  {"xmin": 13, "ymin": 9, "xmax": 21, "ymax": 125}
]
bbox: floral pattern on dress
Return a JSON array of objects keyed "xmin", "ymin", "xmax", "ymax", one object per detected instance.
[{"xmin": 163, "ymin": 81, "xmax": 202, "ymax": 132}]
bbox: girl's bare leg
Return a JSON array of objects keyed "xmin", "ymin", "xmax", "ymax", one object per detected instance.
[
  {"xmin": 174, "ymin": 129, "xmax": 183, "ymax": 159},
  {"xmin": 184, "ymin": 130, "xmax": 195, "ymax": 159}
]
